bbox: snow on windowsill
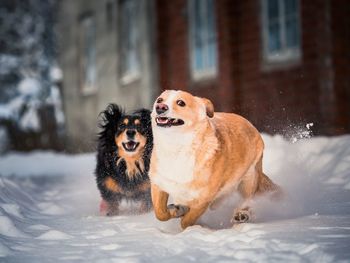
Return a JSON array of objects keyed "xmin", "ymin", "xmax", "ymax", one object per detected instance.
[
  {"xmin": 191, "ymin": 69, "xmax": 217, "ymax": 82},
  {"xmin": 120, "ymin": 72, "xmax": 140, "ymax": 86}
]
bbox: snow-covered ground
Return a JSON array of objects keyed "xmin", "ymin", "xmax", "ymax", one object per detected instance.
[{"xmin": 0, "ymin": 134, "xmax": 350, "ymax": 262}]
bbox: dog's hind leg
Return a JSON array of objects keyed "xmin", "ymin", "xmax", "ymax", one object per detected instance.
[
  {"xmin": 233, "ymin": 155, "xmax": 281, "ymax": 223},
  {"xmin": 209, "ymin": 193, "xmax": 230, "ymax": 210},
  {"xmin": 233, "ymin": 159, "xmax": 261, "ymax": 223},
  {"xmin": 233, "ymin": 206, "xmax": 252, "ymax": 223}
]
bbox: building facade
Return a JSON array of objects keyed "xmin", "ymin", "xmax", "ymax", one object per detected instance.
[
  {"xmin": 156, "ymin": 0, "xmax": 350, "ymax": 135},
  {"xmin": 58, "ymin": 0, "xmax": 350, "ymax": 151},
  {"xmin": 58, "ymin": 0, "xmax": 158, "ymax": 151}
]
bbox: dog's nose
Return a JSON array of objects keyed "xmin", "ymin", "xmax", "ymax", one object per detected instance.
[
  {"xmin": 156, "ymin": 103, "xmax": 169, "ymax": 114},
  {"xmin": 126, "ymin": 130, "xmax": 136, "ymax": 138}
]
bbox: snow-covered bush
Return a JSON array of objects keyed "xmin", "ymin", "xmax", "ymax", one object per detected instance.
[{"xmin": 0, "ymin": 0, "xmax": 64, "ymax": 152}]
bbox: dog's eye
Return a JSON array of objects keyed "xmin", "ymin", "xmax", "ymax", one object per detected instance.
[
  {"xmin": 176, "ymin": 100, "xmax": 186, "ymax": 107},
  {"xmin": 156, "ymin": 98, "xmax": 163, "ymax": 103}
]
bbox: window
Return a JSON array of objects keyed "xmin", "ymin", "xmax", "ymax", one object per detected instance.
[
  {"xmin": 261, "ymin": 0, "xmax": 301, "ymax": 63},
  {"xmin": 119, "ymin": 0, "xmax": 140, "ymax": 85},
  {"xmin": 78, "ymin": 14, "xmax": 97, "ymax": 95},
  {"xmin": 188, "ymin": 0, "xmax": 218, "ymax": 80}
]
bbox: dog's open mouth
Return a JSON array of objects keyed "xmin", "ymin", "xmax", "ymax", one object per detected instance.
[
  {"xmin": 156, "ymin": 117, "xmax": 184, "ymax": 127},
  {"xmin": 122, "ymin": 141, "xmax": 140, "ymax": 152}
]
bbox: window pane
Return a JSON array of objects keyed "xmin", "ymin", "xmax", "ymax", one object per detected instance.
[
  {"xmin": 195, "ymin": 46, "xmax": 204, "ymax": 70},
  {"xmin": 206, "ymin": 0, "xmax": 216, "ymax": 68},
  {"xmin": 190, "ymin": 0, "xmax": 217, "ymax": 73},
  {"xmin": 194, "ymin": 0, "xmax": 203, "ymax": 48},
  {"xmin": 207, "ymin": 0, "xmax": 215, "ymax": 39},
  {"xmin": 267, "ymin": 0, "xmax": 279, "ymax": 20},
  {"xmin": 79, "ymin": 16, "xmax": 96, "ymax": 92},
  {"xmin": 120, "ymin": 0, "xmax": 139, "ymax": 77},
  {"xmin": 286, "ymin": 17, "xmax": 299, "ymax": 48},
  {"xmin": 268, "ymin": 22, "xmax": 281, "ymax": 52},
  {"xmin": 263, "ymin": 0, "xmax": 300, "ymax": 60},
  {"xmin": 208, "ymin": 41, "xmax": 216, "ymax": 68},
  {"xmin": 284, "ymin": 0, "xmax": 297, "ymax": 16},
  {"xmin": 85, "ymin": 20, "xmax": 96, "ymax": 87}
]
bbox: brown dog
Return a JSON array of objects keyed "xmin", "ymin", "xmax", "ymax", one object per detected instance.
[{"xmin": 149, "ymin": 90, "xmax": 280, "ymax": 229}]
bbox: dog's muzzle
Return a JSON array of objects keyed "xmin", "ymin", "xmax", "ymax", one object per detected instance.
[
  {"xmin": 122, "ymin": 141, "xmax": 139, "ymax": 152},
  {"xmin": 155, "ymin": 116, "xmax": 184, "ymax": 127}
]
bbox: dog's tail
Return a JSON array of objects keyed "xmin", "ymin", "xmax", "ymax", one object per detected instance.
[{"xmin": 257, "ymin": 173, "xmax": 283, "ymax": 200}]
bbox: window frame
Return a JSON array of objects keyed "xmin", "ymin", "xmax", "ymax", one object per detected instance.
[
  {"xmin": 261, "ymin": 0, "xmax": 302, "ymax": 64},
  {"xmin": 188, "ymin": 0, "xmax": 218, "ymax": 81},
  {"xmin": 78, "ymin": 13, "xmax": 98, "ymax": 96}
]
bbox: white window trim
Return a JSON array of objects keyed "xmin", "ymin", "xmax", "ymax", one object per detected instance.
[
  {"xmin": 81, "ymin": 86, "xmax": 98, "ymax": 96},
  {"xmin": 120, "ymin": 71, "xmax": 140, "ymax": 86},
  {"xmin": 261, "ymin": 0, "xmax": 301, "ymax": 64},
  {"xmin": 192, "ymin": 68, "xmax": 217, "ymax": 81},
  {"xmin": 188, "ymin": 0, "xmax": 218, "ymax": 81}
]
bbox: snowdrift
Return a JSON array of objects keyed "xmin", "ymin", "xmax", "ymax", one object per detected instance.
[{"xmin": 0, "ymin": 134, "xmax": 350, "ymax": 262}]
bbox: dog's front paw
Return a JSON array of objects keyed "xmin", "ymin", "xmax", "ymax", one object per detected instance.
[
  {"xmin": 100, "ymin": 199, "xmax": 119, "ymax": 216},
  {"xmin": 99, "ymin": 199, "xmax": 109, "ymax": 216},
  {"xmin": 232, "ymin": 209, "xmax": 251, "ymax": 223},
  {"xmin": 167, "ymin": 204, "xmax": 189, "ymax": 218}
]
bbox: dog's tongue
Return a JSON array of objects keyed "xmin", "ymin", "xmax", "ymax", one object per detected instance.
[
  {"xmin": 126, "ymin": 141, "xmax": 135, "ymax": 149},
  {"xmin": 157, "ymin": 117, "xmax": 169, "ymax": 124}
]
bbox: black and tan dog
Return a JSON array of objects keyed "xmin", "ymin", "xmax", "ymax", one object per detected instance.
[{"xmin": 95, "ymin": 104, "xmax": 153, "ymax": 216}]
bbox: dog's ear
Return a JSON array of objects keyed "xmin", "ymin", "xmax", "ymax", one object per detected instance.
[
  {"xmin": 99, "ymin": 104, "xmax": 124, "ymax": 129},
  {"xmin": 201, "ymin": 98, "xmax": 214, "ymax": 118},
  {"xmin": 134, "ymin": 108, "xmax": 151, "ymax": 117},
  {"xmin": 98, "ymin": 104, "xmax": 124, "ymax": 145},
  {"xmin": 134, "ymin": 108, "xmax": 152, "ymax": 127}
]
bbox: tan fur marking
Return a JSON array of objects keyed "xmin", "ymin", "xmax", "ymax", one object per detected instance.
[
  {"xmin": 123, "ymin": 118, "xmax": 129, "ymax": 125},
  {"xmin": 105, "ymin": 177, "xmax": 120, "ymax": 192},
  {"xmin": 115, "ymin": 131, "xmax": 147, "ymax": 180},
  {"xmin": 134, "ymin": 119, "xmax": 140, "ymax": 125},
  {"xmin": 137, "ymin": 181, "xmax": 151, "ymax": 192}
]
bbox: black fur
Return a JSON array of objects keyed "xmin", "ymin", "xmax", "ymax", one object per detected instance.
[{"xmin": 95, "ymin": 104, "xmax": 153, "ymax": 215}]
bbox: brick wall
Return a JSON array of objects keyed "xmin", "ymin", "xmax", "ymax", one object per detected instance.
[
  {"xmin": 236, "ymin": 0, "xmax": 334, "ymax": 135},
  {"xmin": 156, "ymin": 0, "xmax": 236, "ymax": 111},
  {"xmin": 156, "ymin": 0, "xmax": 350, "ymax": 135},
  {"xmin": 156, "ymin": 0, "xmax": 189, "ymax": 92},
  {"xmin": 331, "ymin": 0, "xmax": 350, "ymax": 134}
]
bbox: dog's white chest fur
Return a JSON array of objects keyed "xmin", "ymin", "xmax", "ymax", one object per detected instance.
[{"xmin": 151, "ymin": 130, "xmax": 200, "ymax": 204}]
